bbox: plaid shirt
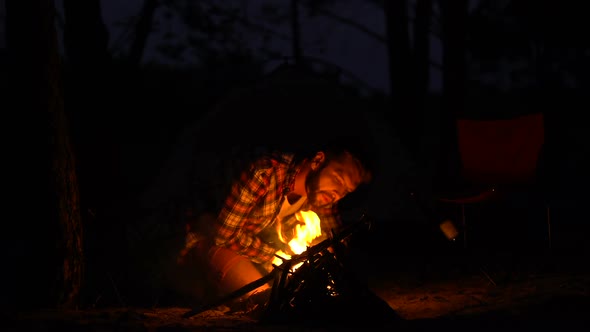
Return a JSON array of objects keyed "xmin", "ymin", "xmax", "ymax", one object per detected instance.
[{"xmin": 214, "ymin": 152, "xmax": 341, "ymax": 264}]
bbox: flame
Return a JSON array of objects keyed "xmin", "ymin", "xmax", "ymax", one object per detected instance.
[{"xmin": 272, "ymin": 210, "xmax": 322, "ymax": 269}]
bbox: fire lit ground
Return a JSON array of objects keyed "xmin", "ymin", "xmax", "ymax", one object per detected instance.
[{"xmin": 6, "ymin": 211, "xmax": 590, "ymax": 331}]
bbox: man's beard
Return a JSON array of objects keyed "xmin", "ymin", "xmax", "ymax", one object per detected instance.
[{"xmin": 305, "ymin": 163, "xmax": 328, "ymax": 208}]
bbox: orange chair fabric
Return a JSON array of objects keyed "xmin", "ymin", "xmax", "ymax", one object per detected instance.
[{"xmin": 457, "ymin": 113, "xmax": 544, "ymax": 186}]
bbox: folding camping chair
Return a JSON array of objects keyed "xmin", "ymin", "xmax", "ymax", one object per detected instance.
[{"xmin": 433, "ymin": 111, "xmax": 551, "ymax": 283}]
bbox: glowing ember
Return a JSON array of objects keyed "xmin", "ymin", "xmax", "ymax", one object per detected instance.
[{"xmin": 272, "ymin": 210, "xmax": 322, "ymax": 270}]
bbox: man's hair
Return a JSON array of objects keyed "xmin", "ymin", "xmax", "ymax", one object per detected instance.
[{"xmin": 315, "ymin": 138, "xmax": 375, "ymax": 183}]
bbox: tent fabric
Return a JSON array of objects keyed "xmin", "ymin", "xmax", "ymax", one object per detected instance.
[{"xmin": 457, "ymin": 112, "xmax": 545, "ymax": 186}]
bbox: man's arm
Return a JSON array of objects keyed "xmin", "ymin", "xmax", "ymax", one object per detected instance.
[{"xmin": 214, "ymin": 166, "xmax": 279, "ymax": 264}]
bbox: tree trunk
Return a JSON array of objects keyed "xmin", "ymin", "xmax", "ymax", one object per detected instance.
[
  {"xmin": 413, "ymin": 0, "xmax": 431, "ymax": 102},
  {"xmin": 128, "ymin": 0, "xmax": 159, "ymax": 67},
  {"xmin": 62, "ymin": 0, "xmax": 118, "ymax": 219},
  {"xmin": 290, "ymin": 0, "xmax": 303, "ymax": 65},
  {"xmin": 437, "ymin": 0, "xmax": 467, "ymax": 188},
  {"xmin": 3, "ymin": 0, "xmax": 83, "ymax": 309},
  {"xmin": 412, "ymin": 0, "xmax": 432, "ymax": 166},
  {"xmin": 63, "ymin": 0, "xmax": 132, "ymax": 306},
  {"xmin": 384, "ymin": 0, "xmax": 418, "ymax": 159}
]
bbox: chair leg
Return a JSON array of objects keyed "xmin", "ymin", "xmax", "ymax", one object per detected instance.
[
  {"xmin": 457, "ymin": 203, "xmax": 499, "ymax": 286},
  {"xmin": 546, "ymin": 205, "xmax": 552, "ymax": 251},
  {"xmin": 461, "ymin": 203, "xmax": 466, "ymax": 249}
]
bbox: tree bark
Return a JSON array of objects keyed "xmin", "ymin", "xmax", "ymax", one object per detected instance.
[
  {"xmin": 384, "ymin": 0, "xmax": 419, "ymax": 159},
  {"xmin": 412, "ymin": 0, "xmax": 432, "ymax": 167},
  {"xmin": 63, "ymin": 0, "xmax": 110, "ymax": 68},
  {"xmin": 290, "ymin": 0, "xmax": 303, "ymax": 65},
  {"xmin": 128, "ymin": 0, "xmax": 159, "ymax": 66},
  {"xmin": 62, "ymin": 0, "xmax": 118, "ymax": 219},
  {"xmin": 437, "ymin": 0, "xmax": 467, "ymax": 188},
  {"xmin": 414, "ymin": 0, "xmax": 432, "ymax": 101},
  {"xmin": 4, "ymin": 0, "xmax": 83, "ymax": 309}
]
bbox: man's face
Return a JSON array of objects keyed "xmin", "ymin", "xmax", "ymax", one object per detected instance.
[{"xmin": 306, "ymin": 153, "xmax": 366, "ymax": 208}]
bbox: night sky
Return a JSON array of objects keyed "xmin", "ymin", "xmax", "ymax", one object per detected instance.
[{"xmin": 95, "ymin": 0, "xmax": 402, "ymax": 94}]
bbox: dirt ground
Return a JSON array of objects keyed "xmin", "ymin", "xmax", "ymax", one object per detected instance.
[{"xmin": 5, "ymin": 251, "xmax": 589, "ymax": 332}]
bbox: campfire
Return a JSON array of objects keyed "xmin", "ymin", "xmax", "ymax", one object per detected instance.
[
  {"xmin": 183, "ymin": 214, "xmax": 401, "ymax": 326},
  {"xmin": 272, "ymin": 210, "xmax": 323, "ymax": 271}
]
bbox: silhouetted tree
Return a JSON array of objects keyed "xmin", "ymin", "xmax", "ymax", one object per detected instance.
[
  {"xmin": 62, "ymin": 0, "xmax": 119, "ymax": 219},
  {"xmin": 434, "ymin": 0, "xmax": 467, "ymax": 188},
  {"xmin": 128, "ymin": 0, "xmax": 159, "ymax": 67},
  {"xmin": 3, "ymin": 0, "xmax": 83, "ymax": 309},
  {"xmin": 384, "ymin": 0, "xmax": 415, "ymax": 153},
  {"xmin": 414, "ymin": 0, "xmax": 432, "ymax": 104}
]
